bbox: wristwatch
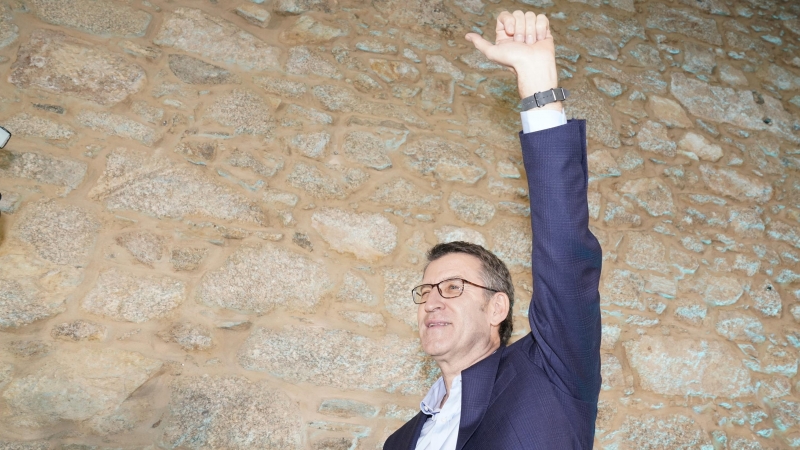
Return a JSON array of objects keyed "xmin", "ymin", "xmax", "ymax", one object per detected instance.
[{"xmin": 521, "ymin": 88, "xmax": 569, "ymax": 111}]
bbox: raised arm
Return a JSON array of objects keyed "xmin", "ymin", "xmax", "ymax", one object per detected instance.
[{"xmin": 467, "ymin": 12, "xmax": 602, "ymax": 403}]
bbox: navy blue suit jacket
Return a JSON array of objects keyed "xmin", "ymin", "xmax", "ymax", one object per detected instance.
[{"xmin": 384, "ymin": 120, "xmax": 602, "ymax": 450}]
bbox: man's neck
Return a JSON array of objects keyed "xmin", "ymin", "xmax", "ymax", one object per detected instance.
[{"xmin": 437, "ymin": 341, "xmax": 500, "ymax": 405}]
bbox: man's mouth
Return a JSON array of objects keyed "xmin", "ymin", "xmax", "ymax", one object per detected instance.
[{"xmin": 426, "ymin": 321, "xmax": 451, "ymax": 328}]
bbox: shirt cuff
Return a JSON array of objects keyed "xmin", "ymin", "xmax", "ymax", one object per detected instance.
[{"xmin": 520, "ymin": 109, "xmax": 567, "ymax": 134}]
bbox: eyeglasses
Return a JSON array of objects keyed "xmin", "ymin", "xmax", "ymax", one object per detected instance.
[{"xmin": 411, "ymin": 278, "xmax": 500, "ymax": 304}]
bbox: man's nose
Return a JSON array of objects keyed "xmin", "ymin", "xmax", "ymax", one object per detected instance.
[{"xmin": 423, "ymin": 288, "xmax": 446, "ymax": 311}]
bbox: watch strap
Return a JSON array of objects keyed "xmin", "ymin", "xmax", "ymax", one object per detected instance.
[{"xmin": 520, "ymin": 87, "xmax": 569, "ymax": 111}]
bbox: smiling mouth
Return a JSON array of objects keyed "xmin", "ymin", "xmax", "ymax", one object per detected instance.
[{"xmin": 426, "ymin": 322, "xmax": 451, "ymax": 328}]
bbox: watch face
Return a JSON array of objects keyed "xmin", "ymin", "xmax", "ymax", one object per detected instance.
[{"xmin": 0, "ymin": 126, "xmax": 10, "ymax": 149}]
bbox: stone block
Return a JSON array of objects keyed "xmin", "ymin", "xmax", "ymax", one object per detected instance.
[
  {"xmin": 370, "ymin": 178, "xmax": 441, "ymax": 212},
  {"xmin": 2, "ymin": 347, "xmax": 161, "ymax": 428},
  {"xmin": 319, "ymin": 399, "xmax": 380, "ymax": 419},
  {"xmin": 280, "ymin": 15, "xmax": 347, "ymax": 44},
  {"xmin": 0, "ymin": 2, "xmax": 18, "ymax": 48},
  {"xmin": 158, "ymin": 322, "xmax": 213, "ymax": 351},
  {"xmin": 715, "ymin": 310, "xmax": 765, "ymax": 343},
  {"xmin": 77, "ymin": 111, "xmax": 158, "ymax": 146},
  {"xmin": 15, "ymin": 200, "xmax": 99, "ymax": 266},
  {"xmin": 154, "ymin": 7, "xmax": 280, "ymax": 71},
  {"xmin": 82, "ymin": 268, "xmax": 185, "ymax": 322},
  {"xmin": 336, "ymin": 270, "xmax": 376, "ymax": 305},
  {"xmin": 637, "ymin": 121, "xmax": 676, "ymax": 157},
  {"xmin": 565, "ymin": 82, "xmax": 620, "ymax": 148},
  {"xmin": 646, "ymin": 3, "xmax": 722, "ymax": 45},
  {"xmin": 601, "ymin": 414, "xmax": 710, "ymax": 448},
  {"xmin": 678, "ymin": 132, "xmax": 723, "ymax": 161},
  {"xmin": 115, "ymin": 230, "xmax": 165, "ymax": 267},
  {"xmin": 160, "ymin": 375, "xmax": 303, "ymax": 449},
  {"xmin": 28, "ymin": 0, "xmax": 150, "ymax": 36},
  {"xmin": 311, "ymin": 208, "xmax": 397, "ymax": 261},
  {"xmin": 198, "ymin": 243, "xmax": 330, "ymax": 314},
  {"xmin": 3, "ymin": 113, "xmax": 75, "ymax": 143},
  {"xmin": 749, "ymin": 279, "xmax": 782, "ymax": 317},
  {"xmin": 0, "ymin": 150, "xmax": 86, "ymax": 191},
  {"xmin": 370, "ymin": 58, "xmax": 420, "ymax": 83},
  {"xmin": 434, "ymin": 226, "xmax": 486, "ymax": 247},
  {"xmin": 404, "ymin": 138, "xmax": 485, "ymax": 184},
  {"xmin": 647, "ymin": 96, "xmax": 692, "ymax": 129},
  {"xmin": 490, "ymin": 219, "xmax": 532, "ymax": 270},
  {"xmin": 286, "ymin": 46, "xmax": 341, "ymax": 79},
  {"xmin": 624, "ymin": 335, "xmax": 752, "ymax": 398},
  {"xmin": 89, "ymin": 148, "xmax": 265, "ymax": 224},
  {"xmin": 286, "ymin": 162, "xmax": 368, "ymax": 199},
  {"xmin": 447, "ymin": 192, "xmax": 495, "ymax": 226},
  {"xmin": 238, "ymin": 326, "xmax": 436, "ymax": 395},
  {"xmin": 601, "ymin": 269, "xmax": 646, "ymax": 311},
  {"xmin": 10, "ymin": 29, "xmax": 145, "ymax": 105},
  {"xmin": 235, "ymin": 3, "xmax": 270, "ymax": 27},
  {"xmin": 168, "ymin": 54, "xmax": 240, "ymax": 85},
  {"xmin": 620, "ymin": 178, "xmax": 674, "ymax": 217},
  {"xmin": 340, "ymin": 311, "xmax": 386, "ymax": 328},
  {"xmin": 51, "ymin": 320, "xmax": 107, "ymax": 341},
  {"xmin": 624, "ymin": 232, "xmax": 669, "ymax": 274},
  {"xmin": 206, "ymin": 89, "xmax": 274, "ymax": 136},
  {"xmin": 699, "ymin": 164, "xmax": 772, "ymax": 204}
]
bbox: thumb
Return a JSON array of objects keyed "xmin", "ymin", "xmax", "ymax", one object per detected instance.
[{"xmin": 465, "ymin": 33, "xmax": 493, "ymax": 56}]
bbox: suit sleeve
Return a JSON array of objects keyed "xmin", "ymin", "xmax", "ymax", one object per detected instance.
[{"xmin": 519, "ymin": 119, "xmax": 602, "ymax": 404}]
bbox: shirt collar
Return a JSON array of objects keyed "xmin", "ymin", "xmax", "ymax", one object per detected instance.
[{"xmin": 420, "ymin": 374, "xmax": 462, "ymax": 416}]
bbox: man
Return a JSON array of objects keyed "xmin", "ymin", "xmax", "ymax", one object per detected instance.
[{"xmin": 383, "ymin": 10, "xmax": 602, "ymax": 450}]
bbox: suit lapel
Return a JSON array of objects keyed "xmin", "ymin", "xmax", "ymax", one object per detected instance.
[
  {"xmin": 404, "ymin": 411, "xmax": 427, "ymax": 450},
  {"xmin": 456, "ymin": 349, "xmax": 511, "ymax": 450}
]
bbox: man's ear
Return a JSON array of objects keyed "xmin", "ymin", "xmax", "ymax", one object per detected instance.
[{"xmin": 489, "ymin": 292, "xmax": 511, "ymax": 327}]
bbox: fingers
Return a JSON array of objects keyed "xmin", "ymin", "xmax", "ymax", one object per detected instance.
[
  {"xmin": 536, "ymin": 13, "xmax": 550, "ymax": 41},
  {"xmin": 465, "ymin": 33, "xmax": 493, "ymax": 55},
  {"xmin": 512, "ymin": 10, "xmax": 525, "ymax": 42},
  {"xmin": 496, "ymin": 11, "xmax": 514, "ymax": 41},
  {"xmin": 525, "ymin": 11, "xmax": 536, "ymax": 44}
]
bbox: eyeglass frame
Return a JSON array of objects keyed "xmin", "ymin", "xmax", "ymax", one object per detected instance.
[{"xmin": 411, "ymin": 277, "xmax": 501, "ymax": 304}]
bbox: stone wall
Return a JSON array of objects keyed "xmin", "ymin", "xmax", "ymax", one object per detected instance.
[{"xmin": 0, "ymin": 0, "xmax": 799, "ymax": 448}]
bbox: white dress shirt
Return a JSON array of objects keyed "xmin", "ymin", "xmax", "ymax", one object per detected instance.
[{"xmin": 414, "ymin": 108, "xmax": 567, "ymax": 450}]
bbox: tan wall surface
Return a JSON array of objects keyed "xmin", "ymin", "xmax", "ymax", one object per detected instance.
[{"xmin": 1, "ymin": 0, "xmax": 800, "ymax": 448}]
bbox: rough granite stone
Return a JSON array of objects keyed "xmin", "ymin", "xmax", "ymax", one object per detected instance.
[
  {"xmin": 383, "ymin": 267, "xmax": 421, "ymax": 328},
  {"xmin": 3, "ymin": 113, "xmax": 75, "ymax": 143},
  {"xmin": 82, "ymin": 268, "xmax": 185, "ymax": 322},
  {"xmin": 749, "ymin": 279, "xmax": 782, "ymax": 317},
  {"xmin": 715, "ymin": 310, "xmax": 765, "ymax": 343},
  {"xmin": 27, "ymin": 0, "xmax": 151, "ymax": 37},
  {"xmin": 89, "ymin": 148, "xmax": 265, "ymax": 224},
  {"xmin": 648, "ymin": 96, "xmax": 692, "ymax": 129},
  {"xmin": 0, "ymin": 150, "xmax": 86, "ymax": 191},
  {"xmin": 0, "ymin": 2, "xmax": 18, "ymax": 48},
  {"xmin": 2, "ymin": 347, "xmax": 161, "ymax": 428},
  {"xmin": 565, "ymin": 83, "xmax": 620, "ymax": 148},
  {"xmin": 115, "ymin": 230, "xmax": 165, "ymax": 267},
  {"xmin": 678, "ymin": 132, "xmax": 723, "ymax": 161},
  {"xmin": 567, "ymin": 31, "xmax": 618, "ymax": 60},
  {"xmin": 7, "ymin": 340, "xmax": 52, "ymax": 358},
  {"xmin": 254, "ymin": 75, "xmax": 307, "ymax": 98},
  {"xmin": 646, "ymin": 3, "xmax": 722, "ymax": 45},
  {"xmin": 311, "ymin": 208, "xmax": 397, "ymax": 261},
  {"xmin": 154, "ymin": 8, "xmax": 280, "ymax": 71},
  {"xmin": 313, "ymin": 85, "xmax": 428, "ymax": 128},
  {"xmin": 286, "ymin": 162, "xmax": 368, "ymax": 199},
  {"xmin": 15, "ymin": 200, "xmax": 99, "ymax": 266},
  {"xmin": 158, "ymin": 322, "xmax": 213, "ymax": 351},
  {"xmin": 624, "ymin": 232, "xmax": 669, "ymax": 274},
  {"xmin": 160, "ymin": 375, "xmax": 303, "ymax": 449},
  {"xmin": 588, "ymin": 150, "xmax": 620, "ymax": 178},
  {"xmin": 447, "ymin": 192, "xmax": 495, "ymax": 226},
  {"xmin": 601, "ymin": 269, "xmax": 645, "ymax": 311},
  {"xmin": 620, "ymin": 178, "xmax": 674, "ymax": 217},
  {"xmin": 601, "ymin": 414, "xmax": 710, "ymax": 448},
  {"xmin": 578, "ymin": 11, "xmax": 645, "ymax": 46},
  {"xmin": 682, "ymin": 41, "xmax": 716, "ymax": 74},
  {"xmin": 280, "ymin": 15, "xmax": 347, "ymax": 44},
  {"xmin": 744, "ymin": 345, "xmax": 798, "ymax": 377},
  {"xmin": 490, "ymin": 219, "xmax": 532, "ymax": 270},
  {"xmin": 286, "ymin": 132, "xmax": 329, "ymax": 159},
  {"xmin": 372, "ymin": 0, "xmax": 467, "ymax": 37},
  {"xmin": 319, "ymin": 399, "xmax": 379, "ymax": 419},
  {"xmin": 336, "ymin": 270, "xmax": 376, "ymax": 305},
  {"xmin": 699, "ymin": 164, "xmax": 772, "ymax": 204},
  {"xmin": 434, "ymin": 226, "xmax": 487, "ymax": 247},
  {"xmin": 703, "ymin": 275, "xmax": 743, "ymax": 306},
  {"xmin": 168, "ymin": 54, "xmax": 240, "ymax": 85},
  {"xmin": 637, "ymin": 121, "xmax": 676, "ymax": 157},
  {"xmin": 342, "ymin": 131, "xmax": 396, "ymax": 170},
  {"xmin": 404, "ymin": 138, "xmax": 485, "ymax": 184},
  {"xmin": 77, "ymin": 111, "xmax": 158, "ymax": 146},
  {"xmin": 671, "ymin": 72, "xmax": 800, "ymax": 144},
  {"xmin": 340, "ymin": 310, "xmax": 386, "ymax": 328},
  {"xmin": 198, "ymin": 243, "xmax": 330, "ymax": 314},
  {"xmin": 587, "ymin": 62, "xmax": 667, "ymax": 95},
  {"xmin": 624, "ymin": 335, "xmax": 752, "ymax": 398},
  {"xmin": 286, "ymin": 46, "xmax": 341, "ymax": 79},
  {"xmin": 9, "ymin": 29, "xmax": 145, "ymax": 105},
  {"xmin": 370, "ymin": 58, "xmax": 420, "ymax": 83},
  {"xmin": 369, "ymin": 178, "xmax": 441, "ymax": 212},
  {"xmin": 170, "ymin": 248, "xmax": 208, "ymax": 272},
  {"xmin": 50, "ymin": 320, "xmax": 107, "ymax": 341},
  {"xmin": 235, "ymin": 3, "xmax": 270, "ymax": 27},
  {"xmin": 239, "ymin": 326, "xmax": 436, "ymax": 395},
  {"xmin": 206, "ymin": 89, "xmax": 274, "ymax": 136}
]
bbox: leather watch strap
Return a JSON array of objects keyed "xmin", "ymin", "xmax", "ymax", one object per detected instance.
[{"xmin": 520, "ymin": 88, "xmax": 569, "ymax": 111}]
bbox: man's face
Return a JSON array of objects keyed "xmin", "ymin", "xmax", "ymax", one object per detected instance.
[{"xmin": 417, "ymin": 253, "xmax": 500, "ymax": 363}]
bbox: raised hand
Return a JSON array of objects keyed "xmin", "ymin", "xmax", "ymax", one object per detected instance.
[{"xmin": 465, "ymin": 11, "xmax": 559, "ymax": 109}]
